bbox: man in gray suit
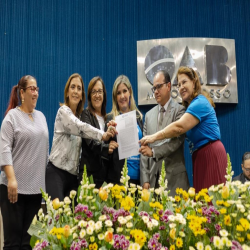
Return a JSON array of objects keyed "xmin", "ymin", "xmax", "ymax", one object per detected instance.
[{"xmin": 140, "ymin": 70, "xmax": 189, "ymax": 196}]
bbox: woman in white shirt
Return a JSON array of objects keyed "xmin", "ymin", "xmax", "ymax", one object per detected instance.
[{"xmin": 46, "ymin": 73, "xmax": 115, "ymax": 201}]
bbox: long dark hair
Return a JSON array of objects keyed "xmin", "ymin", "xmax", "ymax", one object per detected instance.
[{"xmin": 5, "ymin": 75, "xmax": 36, "ymax": 116}]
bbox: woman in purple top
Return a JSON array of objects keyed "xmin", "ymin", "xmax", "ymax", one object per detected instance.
[{"xmin": 140, "ymin": 67, "xmax": 227, "ymax": 193}]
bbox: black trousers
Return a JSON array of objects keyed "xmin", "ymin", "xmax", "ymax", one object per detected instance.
[
  {"xmin": 0, "ymin": 184, "xmax": 41, "ymax": 250},
  {"xmin": 45, "ymin": 162, "xmax": 78, "ymax": 201}
]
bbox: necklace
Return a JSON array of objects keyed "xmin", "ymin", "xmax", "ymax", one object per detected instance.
[{"xmin": 18, "ymin": 106, "xmax": 34, "ymax": 121}]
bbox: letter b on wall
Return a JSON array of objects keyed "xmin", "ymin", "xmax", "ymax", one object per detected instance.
[{"xmin": 205, "ymin": 45, "xmax": 231, "ymax": 86}]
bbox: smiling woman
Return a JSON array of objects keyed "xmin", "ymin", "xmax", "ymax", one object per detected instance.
[
  {"xmin": 45, "ymin": 74, "xmax": 116, "ymax": 201},
  {"xmin": 140, "ymin": 67, "xmax": 227, "ymax": 193},
  {"xmin": 78, "ymin": 77, "xmax": 115, "ymax": 188},
  {"xmin": 0, "ymin": 75, "xmax": 49, "ymax": 248}
]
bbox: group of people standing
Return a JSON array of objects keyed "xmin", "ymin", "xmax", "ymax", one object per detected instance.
[{"xmin": 0, "ymin": 66, "xmax": 228, "ymax": 249}]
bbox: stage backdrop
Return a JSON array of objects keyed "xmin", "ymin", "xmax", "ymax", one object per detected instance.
[{"xmin": 0, "ymin": 0, "xmax": 249, "ymax": 186}]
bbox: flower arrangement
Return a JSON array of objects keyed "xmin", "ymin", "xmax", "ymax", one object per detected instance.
[{"xmin": 29, "ymin": 156, "xmax": 250, "ymax": 250}]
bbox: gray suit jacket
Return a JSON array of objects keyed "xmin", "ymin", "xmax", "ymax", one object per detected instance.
[{"xmin": 140, "ymin": 99, "xmax": 189, "ymax": 196}]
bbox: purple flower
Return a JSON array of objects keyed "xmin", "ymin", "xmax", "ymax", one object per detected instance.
[
  {"xmin": 55, "ymin": 214, "xmax": 59, "ymax": 221},
  {"xmin": 159, "ymin": 225, "xmax": 166, "ymax": 230},
  {"xmin": 214, "ymin": 224, "xmax": 221, "ymax": 231}
]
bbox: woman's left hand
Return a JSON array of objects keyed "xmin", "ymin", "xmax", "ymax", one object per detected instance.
[{"xmin": 139, "ymin": 134, "xmax": 156, "ymax": 146}]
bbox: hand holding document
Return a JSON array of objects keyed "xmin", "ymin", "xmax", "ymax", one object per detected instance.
[{"xmin": 115, "ymin": 110, "xmax": 139, "ymax": 160}]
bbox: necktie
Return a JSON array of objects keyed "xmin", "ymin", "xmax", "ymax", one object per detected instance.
[{"xmin": 158, "ymin": 106, "xmax": 165, "ymax": 130}]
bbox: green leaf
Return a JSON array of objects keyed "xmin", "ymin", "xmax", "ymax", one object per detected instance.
[{"xmin": 30, "ymin": 235, "xmax": 40, "ymax": 248}]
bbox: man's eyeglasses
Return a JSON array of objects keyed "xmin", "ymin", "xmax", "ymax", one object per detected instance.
[
  {"xmin": 242, "ymin": 166, "xmax": 250, "ymax": 172},
  {"xmin": 91, "ymin": 89, "xmax": 103, "ymax": 96},
  {"xmin": 24, "ymin": 86, "xmax": 39, "ymax": 93},
  {"xmin": 151, "ymin": 82, "xmax": 169, "ymax": 93}
]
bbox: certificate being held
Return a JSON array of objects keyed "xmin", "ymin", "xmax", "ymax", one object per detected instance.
[{"xmin": 115, "ymin": 110, "xmax": 139, "ymax": 160}]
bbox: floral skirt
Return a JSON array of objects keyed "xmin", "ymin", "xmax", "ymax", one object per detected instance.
[{"xmin": 192, "ymin": 140, "xmax": 227, "ymax": 193}]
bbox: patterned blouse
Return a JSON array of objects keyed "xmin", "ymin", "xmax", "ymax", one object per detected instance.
[
  {"xmin": 48, "ymin": 105, "xmax": 104, "ymax": 175},
  {"xmin": 0, "ymin": 107, "xmax": 49, "ymax": 194}
]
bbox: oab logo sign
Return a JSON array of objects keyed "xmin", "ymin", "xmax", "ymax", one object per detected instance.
[{"xmin": 137, "ymin": 38, "xmax": 237, "ymax": 105}]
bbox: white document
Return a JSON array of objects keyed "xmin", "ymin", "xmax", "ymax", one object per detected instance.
[{"xmin": 115, "ymin": 110, "xmax": 139, "ymax": 160}]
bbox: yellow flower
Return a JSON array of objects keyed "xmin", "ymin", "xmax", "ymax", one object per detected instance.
[
  {"xmin": 175, "ymin": 196, "xmax": 181, "ymax": 202},
  {"xmin": 224, "ymin": 215, "xmax": 231, "ymax": 226},
  {"xmin": 130, "ymin": 229, "xmax": 147, "ymax": 247},
  {"xmin": 197, "ymin": 208, "xmax": 202, "ymax": 214},
  {"xmin": 221, "ymin": 186, "xmax": 229, "ymax": 199},
  {"xmin": 175, "ymin": 207, "xmax": 181, "ymax": 213},
  {"xmin": 237, "ymin": 237, "xmax": 244, "ymax": 243},
  {"xmin": 141, "ymin": 189, "xmax": 150, "ymax": 202},
  {"xmin": 236, "ymin": 225, "xmax": 244, "ymax": 232},
  {"xmin": 63, "ymin": 225, "xmax": 70, "ymax": 238},
  {"xmin": 121, "ymin": 196, "xmax": 135, "ymax": 211},
  {"xmin": 89, "ymin": 243, "xmax": 98, "ymax": 250},
  {"xmin": 170, "ymin": 245, "xmax": 175, "ymax": 250},
  {"xmin": 153, "ymin": 213, "xmax": 159, "ymax": 220},
  {"xmin": 104, "ymin": 231, "xmax": 113, "ymax": 242},
  {"xmin": 170, "ymin": 228, "xmax": 176, "ymax": 240},
  {"xmin": 239, "ymin": 218, "xmax": 250, "ymax": 231},
  {"xmin": 176, "ymin": 237, "xmax": 183, "ymax": 248},
  {"xmin": 99, "ymin": 188, "xmax": 108, "ymax": 201},
  {"xmin": 52, "ymin": 198, "xmax": 60, "ymax": 210},
  {"xmin": 219, "ymin": 208, "xmax": 227, "ymax": 214},
  {"xmin": 247, "ymin": 234, "xmax": 250, "ymax": 240}
]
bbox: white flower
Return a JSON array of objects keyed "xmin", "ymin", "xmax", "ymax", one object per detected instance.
[
  {"xmin": 86, "ymin": 226, "xmax": 94, "ymax": 235},
  {"xmin": 189, "ymin": 247, "xmax": 195, "ymax": 250},
  {"xmin": 130, "ymin": 183, "xmax": 136, "ymax": 188},
  {"xmin": 137, "ymin": 185, "xmax": 142, "ymax": 190},
  {"xmin": 116, "ymin": 227, "xmax": 124, "ymax": 233},
  {"xmin": 219, "ymin": 229, "xmax": 228, "ymax": 237},
  {"xmin": 64, "ymin": 207, "xmax": 71, "ymax": 213},
  {"xmin": 79, "ymin": 229, "xmax": 86, "ymax": 238},
  {"xmin": 205, "ymin": 245, "xmax": 212, "ymax": 250},
  {"xmin": 168, "ymin": 215, "xmax": 175, "ymax": 222},
  {"xmin": 179, "ymin": 231, "xmax": 185, "ymax": 237},
  {"xmin": 95, "ymin": 221, "xmax": 102, "ymax": 231},
  {"xmin": 242, "ymin": 245, "xmax": 250, "ymax": 250},
  {"xmin": 38, "ymin": 208, "xmax": 43, "ymax": 216},
  {"xmin": 88, "ymin": 184, "xmax": 96, "ymax": 189},
  {"xmin": 93, "ymin": 188, "xmax": 99, "ymax": 194},
  {"xmin": 197, "ymin": 242, "xmax": 204, "ymax": 250},
  {"xmin": 126, "ymin": 215, "xmax": 133, "ymax": 221},
  {"xmin": 64, "ymin": 197, "xmax": 71, "ymax": 205},
  {"xmin": 118, "ymin": 216, "xmax": 127, "ymax": 225},
  {"xmin": 73, "ymin": 233, "xmax": 78, "ymax": 239},
  {"xmin": 70, "ymin": 190, "xmax": 76, "ymax": 199},
  {"xmin": 149, "ymin": 188, "xmax": 154, "ymax": 193},
  {"xmin": 99, "ymin": 215, "xmax": 107, "ymax": 221},
  {"xmin": 147, "ymin": 221, "xmax": 153, "ymax": 230},
  {"xmin": 107, "ymin": 227, "xmax": 114, "ymax": 232},
  {"xmin": 151, "ymin": 219, "xmax": 159, "ymax": 227},
  {"xmin": 169, "ymin": 223, "xmax": 176, "ymax": 228},
  {"xmin": 88, "ymin": 220, "xmax": 95, "ymax": 227},
  {"xmin": 142, "ymin": 216, "xmax": 149, "ymax": 224},
  {"xmin": 213, "ymin": 236, "xmax": 222, "ymax": 248},
  {"xmin": 105, "ymin": 220, "xmax": 113, "ymax": 227},
  {"xmin": 78, "ymin": 220, "xmax": 88, "ymax": 228},
  {"xmin": 98, "ymin": 233, "xmax": 105, "ymax": 240},
  {"xmin": 126, "ymin": 222, "xmax": 133, "ymax": 228},
  {"xmin": 128, "ymin": 243, "xmax": 141, "ymax": 250}
]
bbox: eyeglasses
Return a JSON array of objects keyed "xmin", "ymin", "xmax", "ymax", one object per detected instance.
[
  {"xmin": 242, "ymin": 166, "xmax": 250, "ymax": 172},
  {"xmin": 24, "ymin": 86, "xmax": 39, "ymax": 93},
  {"xmin": 91, "ymin": 89, "xmax": 103, "ymax": 96},
  {"xmin": 151, "ymin": 82, "xmax": 169, "ymax": 93}
]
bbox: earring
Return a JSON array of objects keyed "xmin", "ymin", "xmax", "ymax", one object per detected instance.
[{"xmin": 22, "ymin": 99, "xmax": 24, "ymax": 104}]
